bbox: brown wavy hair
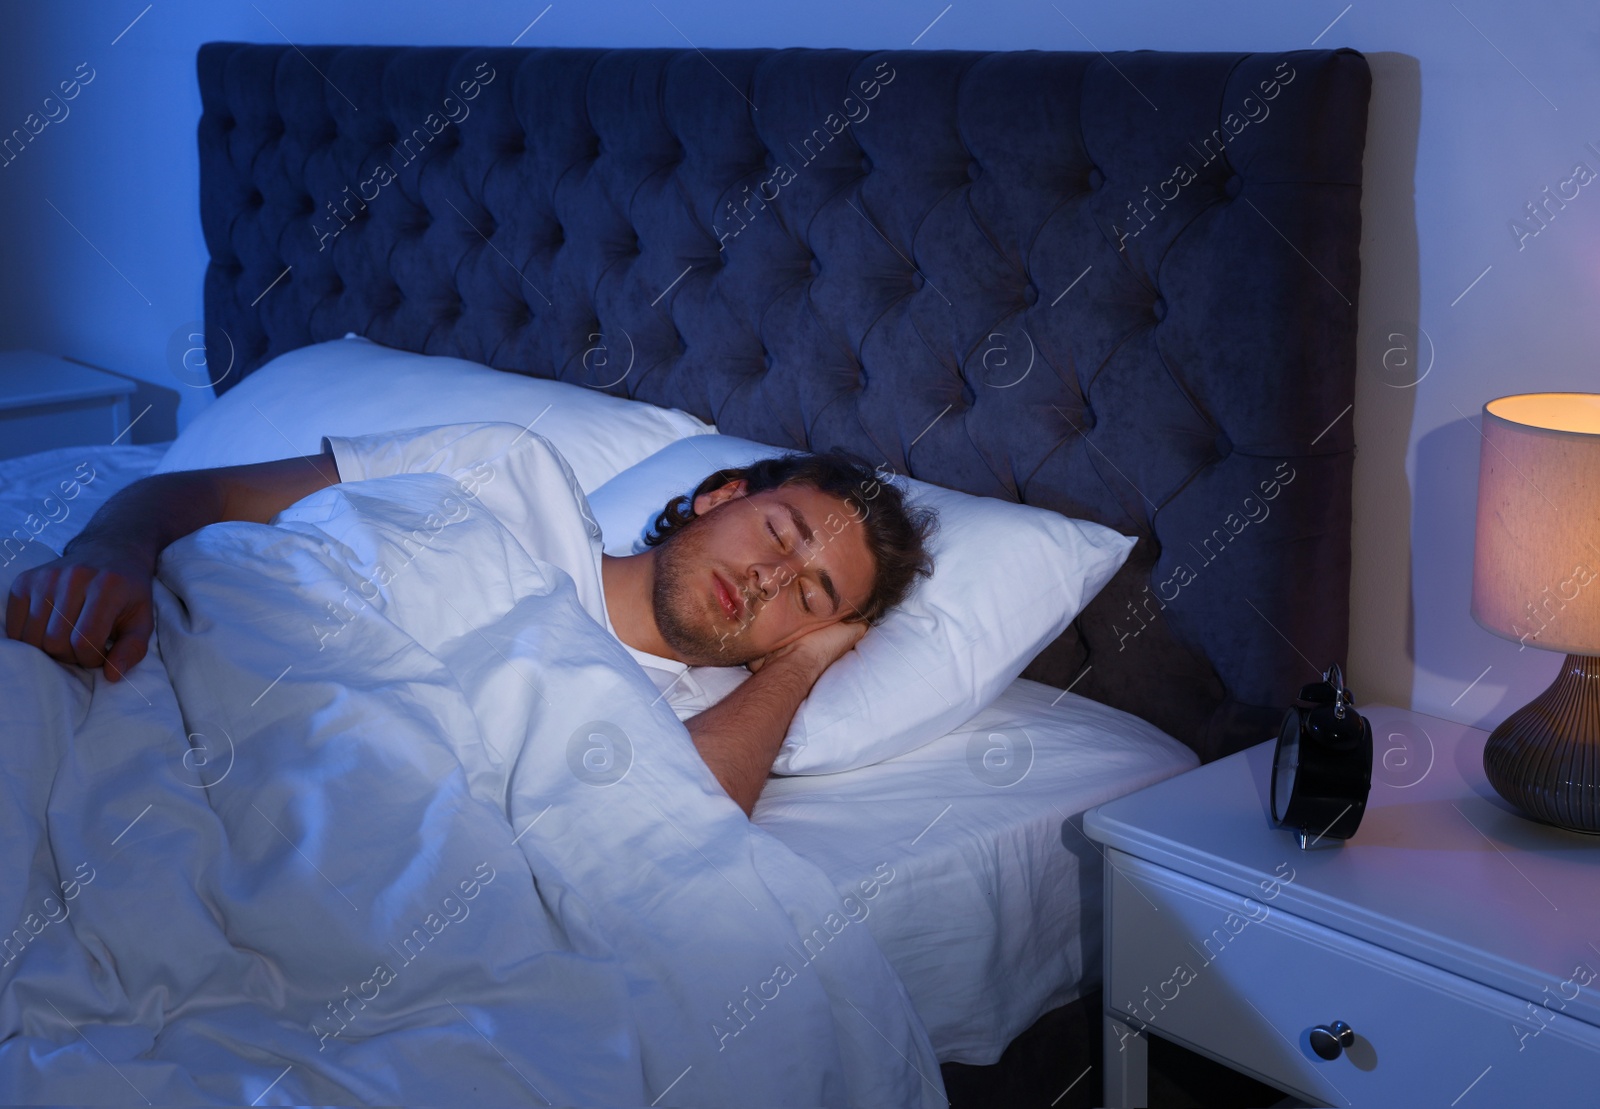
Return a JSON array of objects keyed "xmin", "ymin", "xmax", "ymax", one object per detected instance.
[{"xmin": 644, "ymin": 451, "xmax": 938, "ymax": 624}]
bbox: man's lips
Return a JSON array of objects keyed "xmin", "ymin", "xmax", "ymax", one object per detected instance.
[{"xmin": 712, "ymin": 571, "xmax": 744, "ymax": 623}]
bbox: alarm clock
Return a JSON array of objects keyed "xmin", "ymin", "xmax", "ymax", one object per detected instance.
[{"xmin": 1270, "ymin": 663, "xmax": 1373, "ymax": 849}]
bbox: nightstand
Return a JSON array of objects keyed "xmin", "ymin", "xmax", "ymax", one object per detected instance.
[
  {"xmin": 1084, "ymin": 704, "xmax": 1600, "ymax": 1108},
  {"xmin": 0, "ymin": 351, "xmax": 136, "ymax": 460}
]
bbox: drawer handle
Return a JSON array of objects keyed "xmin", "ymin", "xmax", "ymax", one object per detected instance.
[{"xmin": 1310, "ymin": 1020, "xmax": 1355, "ymax": 1060}]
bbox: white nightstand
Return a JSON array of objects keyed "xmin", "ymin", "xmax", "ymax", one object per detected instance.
[
  {"xmin": 0, "ymin": 351, "xmax": 136, "ymax": 460},
  {"xmin": 1085, "ymin": 704, "xmax": 1600, "ymax": 1108}
]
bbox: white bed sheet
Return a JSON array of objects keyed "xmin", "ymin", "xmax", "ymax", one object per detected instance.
[
  {"xmin": 0, "ymin": 449, "xmax": 942, "ymax": 1106},
  {"xmin": 755, "ymin": 677, "xmax": 1200, "ymax": 1064},
  {"xmin": 0, "ymin": 442, "xmax": 169, "ymax": 563}
]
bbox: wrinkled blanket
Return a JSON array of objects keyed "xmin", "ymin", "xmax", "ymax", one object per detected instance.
[{"xmin": 0, "ymin": 452, "xmax": 943, "ymax": 1106}]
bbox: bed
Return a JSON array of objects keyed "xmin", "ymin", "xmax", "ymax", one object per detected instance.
[{"xmin": 0, "ymin": 42, "xmax": 1369, "ymax": 1107}]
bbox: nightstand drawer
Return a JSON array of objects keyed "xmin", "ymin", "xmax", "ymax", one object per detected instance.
[{"xmin": 1105, "ymin": 850, "xmax": 1600, "ymax": 1106}]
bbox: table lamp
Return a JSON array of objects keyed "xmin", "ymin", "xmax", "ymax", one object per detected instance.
[{"xmin": 1470, "ymin": 392, "xmax": 1600, "ymax": 834}]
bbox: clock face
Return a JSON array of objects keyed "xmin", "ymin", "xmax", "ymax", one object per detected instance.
[{"xmin": 1273, "ymin": 723, "xmax": 1300, "ymax": 823}]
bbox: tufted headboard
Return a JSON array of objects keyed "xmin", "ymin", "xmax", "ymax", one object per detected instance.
[{"xmin": 197, "ymin": 43, "xmax": 1370, "ymax": 762}]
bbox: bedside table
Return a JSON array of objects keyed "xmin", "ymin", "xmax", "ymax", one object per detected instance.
[
  {"xmin": 1084, "ymin": 704, "xmax": 1600, "ymax": 1108},
  {"xmin": 0, "ymin": 351, "xmax": 136, "ymax": 460}
]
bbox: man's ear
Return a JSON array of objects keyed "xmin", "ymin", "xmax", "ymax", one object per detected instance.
[{"xmin": 692, "ymin": 477, "xmax": 748, "ymax": 516}]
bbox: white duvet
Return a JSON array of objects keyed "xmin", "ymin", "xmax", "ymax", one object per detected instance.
[{"xmin": 0, "ymin": 445, "xmax": 943, "ymax": 1106}]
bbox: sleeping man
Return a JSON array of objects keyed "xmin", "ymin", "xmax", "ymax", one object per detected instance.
[{"xmin": 4, "ymin": 423, "xmax": 936, "ymax": 815}]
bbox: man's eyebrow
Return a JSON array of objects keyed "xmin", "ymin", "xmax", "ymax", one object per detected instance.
[
  {"xmin": 782, "ymin": 500, "xmax": 814, "ymax": 544},
  {"xmin": 783, "ymin": 500, "xmax": 839, "ymax": 614}
]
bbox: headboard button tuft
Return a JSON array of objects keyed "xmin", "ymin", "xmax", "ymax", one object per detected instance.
[
  {"xmin": 1224, "ymin": 174, "xmax": 1243, "ymax": 199},
  {"xmin": 1213, "ymin": 429, "xmax": 1232, "ymax": 458},
  {"xmin": 1087, "ymin": 166, "xmax": 1104, "ymax": 190},
  {"xmin": 1023, "ymin": 283, "xmax": 1039, "ymax": 306},
  {"xmin": 967, "ymin": 160, "xmax": 982, "ymax": 182},
  {"xmin": 1151, "ymin": 296, "xmax": 1167, "ymax": 322}
]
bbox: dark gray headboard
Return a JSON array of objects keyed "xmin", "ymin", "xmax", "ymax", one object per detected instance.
[{"xmin": 197, "ymin": 43, "xmax": 1369, "ymax": 761}]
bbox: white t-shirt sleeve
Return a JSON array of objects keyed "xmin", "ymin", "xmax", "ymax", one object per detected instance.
[
  {"xmin": 324, "ymin": 422, "xmax": 538, "ymax": 487},
  {"xmin": 322, "ymin": 422, "xmax": 607, "ymax": 621}
]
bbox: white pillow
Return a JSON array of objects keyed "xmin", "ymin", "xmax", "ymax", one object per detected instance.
[
  {"xmin": 586, "ymin": 435, "xmax": 1138, "ymax": 773},
  {"xmin": 156, "ymin": 335, "xmax": 712, "ymax": 492}
]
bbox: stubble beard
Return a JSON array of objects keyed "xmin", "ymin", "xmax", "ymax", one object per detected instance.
[{"xmin": 651, "ymin": 516, "xmax": 762, "ymax": 668}]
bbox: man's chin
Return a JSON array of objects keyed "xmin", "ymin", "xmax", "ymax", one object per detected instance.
[
  {"xmin": 651, "ymin": 602, "xmax": 757, "ymax": 667},
  {"xmin": 650, "ymin": 539, "xmax": 763, "ymax": 666},
  {"xmin": 665, "ymin": 630, "xmax": 763, "ymax": 669}
]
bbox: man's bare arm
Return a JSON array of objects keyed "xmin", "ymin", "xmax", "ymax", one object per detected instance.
[
  {"xmin": 685, "ymin": 620, "xmax": 867, "ymax": 817},
  {"xmin": 4, "ymin": 451, "xmax": 340, "ymax": 679}
]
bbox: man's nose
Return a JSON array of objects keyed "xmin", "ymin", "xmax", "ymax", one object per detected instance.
[{"xmin": 752, "ymin": 561, "xmax": 785, "ymax": 601}]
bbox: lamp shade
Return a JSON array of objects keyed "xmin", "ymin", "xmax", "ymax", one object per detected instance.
[{"xmin": 1470, "ymin": 393, "xmax": 1600, "ymax": 655}]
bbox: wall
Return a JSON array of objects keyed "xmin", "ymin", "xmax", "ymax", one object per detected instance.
[{"xmin": 2, "ymin": 0, "xmax": 1596, "ymax": 732}]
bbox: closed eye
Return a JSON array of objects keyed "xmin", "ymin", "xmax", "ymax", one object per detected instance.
[{"xmin": 769, "ymin": 519, "xmax": 813, "ymax": 613}]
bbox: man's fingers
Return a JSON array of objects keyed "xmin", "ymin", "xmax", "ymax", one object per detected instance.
[
  {"xmin": 103, "ymin": 606, "xmax": 153, "ymax": 682},
  {"xmin": 42, "ymin": 569, "xmax": 92, "ymax": 659},
  {"xmin": 71, "ymin": 579, "xmax": 121, "ymax": 669},
  {"xmin": 17, "ymin": 571, "xmax": 63, "ymax": 650},
  {"xmin": 5, "ymin": 580, "xmax": 30, "ymax": 641},
  {"xmin": 6, "ymin": 555, "xmax": 154, "ymax": 677}
]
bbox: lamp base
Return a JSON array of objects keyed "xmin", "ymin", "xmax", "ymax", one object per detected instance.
[{"xmin": 1483, "ymin": 653, "xmax": 1600, "ymax": 834}]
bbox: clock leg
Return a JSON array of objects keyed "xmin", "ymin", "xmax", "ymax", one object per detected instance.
[{"xmin": 1103, "ymin": 1012, "xmax": 1149, "ymax": 1108}]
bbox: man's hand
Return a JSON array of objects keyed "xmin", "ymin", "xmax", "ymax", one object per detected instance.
[
  {"xmin": 5, "ymin": 540, "xmax": 154, "ymax": 681},
  {"xmin": 3, "ymin": 449, "xmax": 339, "ymax": 681},
  {"xmin": 747, "ymin": 617, "xmax": 869, "ymax": 676}
]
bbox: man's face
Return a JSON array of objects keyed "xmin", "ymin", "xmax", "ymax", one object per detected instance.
[{"xmin": 651, "ymin": 479, "xmax": 876, "ymax": 668}]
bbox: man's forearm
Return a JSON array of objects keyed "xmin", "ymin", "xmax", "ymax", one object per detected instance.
[
  {"xmin": 6, "ymin": 451, "xmax": 341, "ymax": 679},
  {"xmin": 67, "ymin": 452, "xmax": 340, "ymax": 565},
  {"xmin": 685, "ymin": 650, "xmax": 828, "ymax": 817},
  {"xmin": 66, "ymin": 471, "xmax": 229, "ymax": 565}
]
